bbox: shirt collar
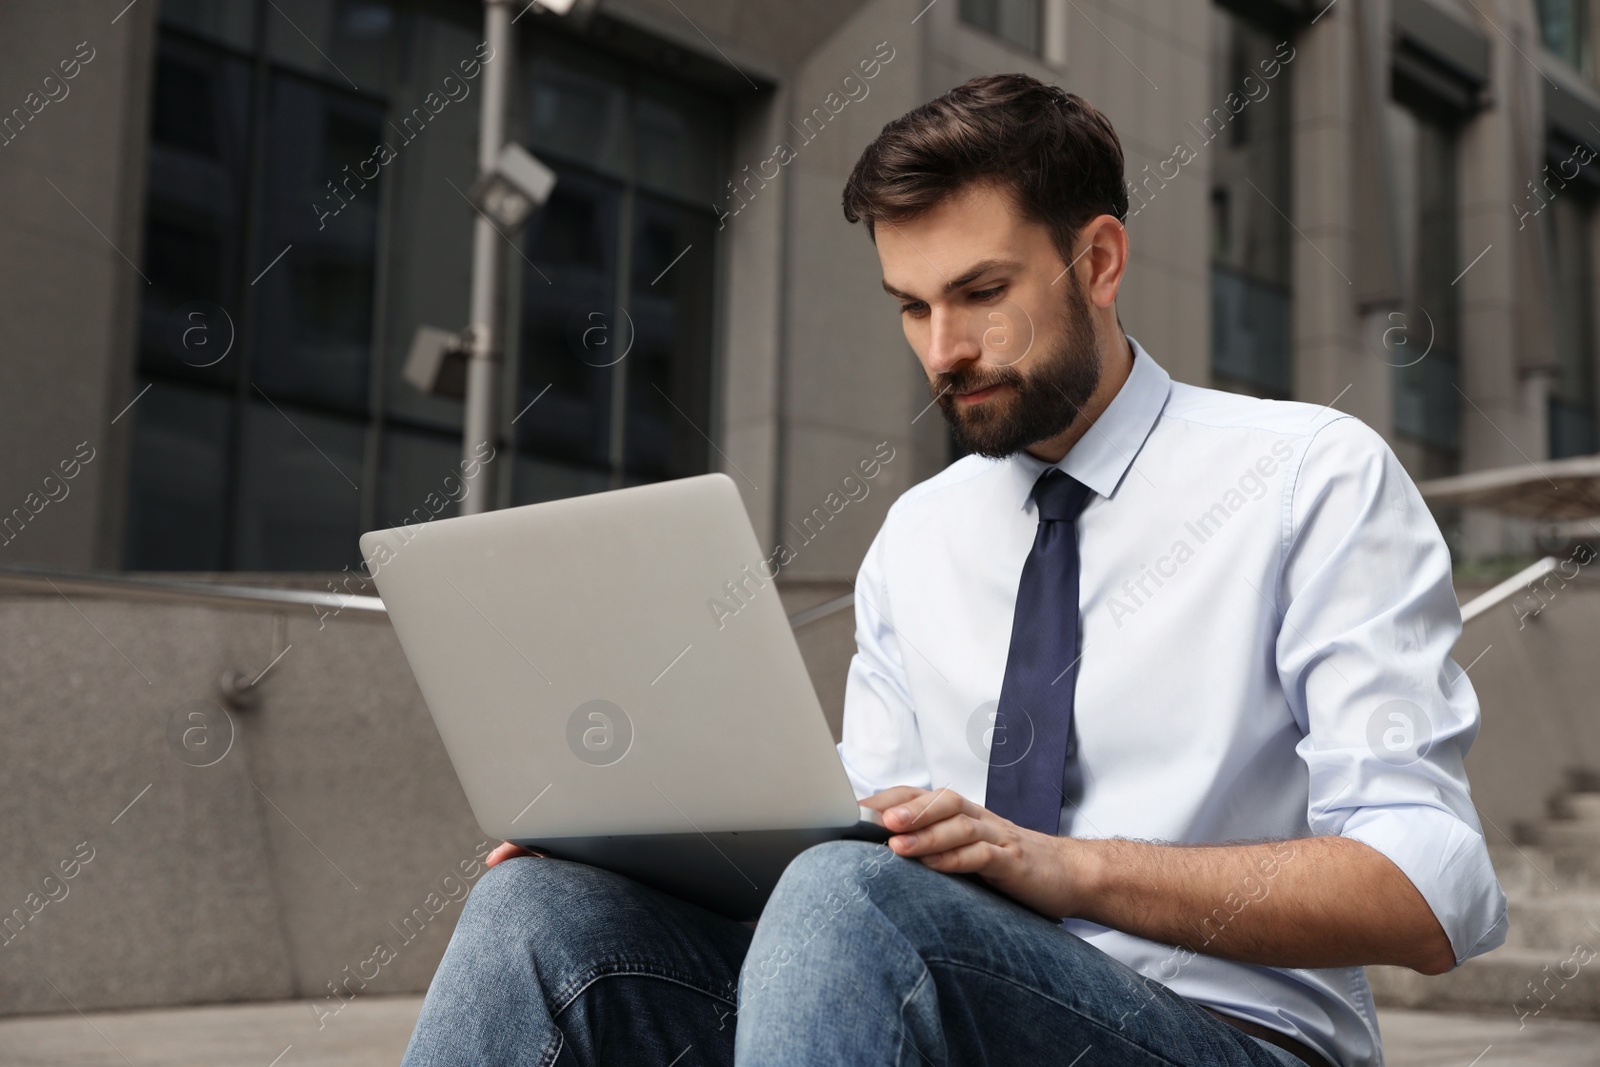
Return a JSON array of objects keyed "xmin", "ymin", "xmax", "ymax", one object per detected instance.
[{"xmin": 1011, "ymin": 334, "xmax": 1171, "ymax": 510}]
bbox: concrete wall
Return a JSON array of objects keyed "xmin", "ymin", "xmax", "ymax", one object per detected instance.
[
  {"xmin": 0, "ymin": 577, "xmax": 855, "ymax": 1017},
  {"xmin": 0, "ymin": 0, "xmax": 156, "ymax": 571}
]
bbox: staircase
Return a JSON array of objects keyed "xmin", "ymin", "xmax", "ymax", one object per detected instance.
[{"xmin": 1368, "ymin": 787, "xmax": 1600, "ymax": 1022}]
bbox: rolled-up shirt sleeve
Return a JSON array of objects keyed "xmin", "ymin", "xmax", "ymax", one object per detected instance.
[
  {"xmin": 1276, "ymin": 415, "xmax": 1508, "ymax": 967},
  {"xmin": 837, "ymin": 510, "xmax": 932, "ymax": 799}
]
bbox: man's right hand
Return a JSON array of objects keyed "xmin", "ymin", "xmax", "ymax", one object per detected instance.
[{"xmin": 486, "ymin": 842, "xmax": 542, "ymax": 867}]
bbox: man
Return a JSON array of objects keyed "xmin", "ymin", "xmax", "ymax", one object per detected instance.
[{"xmin": 402, "ymin": 74, "xmax": 1505, "ymax": 1067}]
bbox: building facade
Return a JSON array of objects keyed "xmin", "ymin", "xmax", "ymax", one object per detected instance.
[{"xmin": 0, "ymin": 0, "xmax": 1595, "ymax": 578}]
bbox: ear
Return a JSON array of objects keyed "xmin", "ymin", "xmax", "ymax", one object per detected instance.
[{"xmin": 1072, "ymin": 214, "xmax": 1130, "ymax": 311}]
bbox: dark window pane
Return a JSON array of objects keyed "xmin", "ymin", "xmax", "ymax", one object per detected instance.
[
  {"xmin": 1208, "ymin": 5, "xmax": 1293, "ymax": 398},
  {"xmin": 233, "ymin": 399, "xmax": 365, "ymax": 569},
  {"xmin": 624, "ymin": 195, "xmax": 714, "ymax": 480},
  {"xmin": 374, "ymin": 13, "xmax": 484, "ymax": 434},
  {"xmin": 958, "ymin": 0, "xmax": 1042, "ymax": 53},
  {"xmin": 527, "ymin": 50, "xmax": 628, "ymax": 178},
  {"xmin": 1537, "ymin": 0, "xmax": 1592, "ymax": 73},
  {"xmin": 1211, "ymin": 267, "xmax": 1292, "ymax": 398},
  {"xmin": 512, "ymin": 454, "xmax": 610, "ymax": 507},
  {"xmin": 139, "ymin": 38, "xmax": 252, "ymax": 389},
  {"xmin": 633, "ymin": 74, "xmax": 727, "ymax": 204},
  {"xmin": 1546, "ymin": 191, "xmax": 1597, "ymax": 458},
  {"xmin": 377, "ymin": 427, "xmax": 469, "ymax": 528},
  {"xmin": 264, "ymin": 0, "xmax": 398, "ymax": 91},
  {"xmin": 253, "ymin": 74, "xmax": 384, "ymax": 413},
  {"xmin": 516, "ymin": 168, "xmax": 620, "ymax": 467},
  {"xmin": 1388, "ymin": 100, "xmax": 1461, "ymax": 464},
  {"xmin": 160, "ymin": 0, "xmax": 257, "ymax": 51},
  {"xmin": 123, "ymin": 381, "xmax": 232, "ymax": 570}
]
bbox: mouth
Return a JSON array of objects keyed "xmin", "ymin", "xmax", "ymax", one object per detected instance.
[{"xmin": 953, "ymin": 382, "xmax": 1006, "ymax": 405}]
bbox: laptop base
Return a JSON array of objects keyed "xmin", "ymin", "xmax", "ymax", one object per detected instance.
[{"xmin": 516, "ymin": 820, "xmax": 895, "ymax": 921}]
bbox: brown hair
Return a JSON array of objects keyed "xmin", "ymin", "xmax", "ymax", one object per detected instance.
[{"xmin": 841, "ymin": 73, "xmax": 1128, "ymax": 267}]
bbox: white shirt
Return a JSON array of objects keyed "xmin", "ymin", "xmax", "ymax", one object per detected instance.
[{"xmin": 838, "ymin": 335, "xmax": 1508, "ymax": 1067}]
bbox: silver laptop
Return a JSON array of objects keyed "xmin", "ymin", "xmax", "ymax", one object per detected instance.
[{"xmin": 360, "ymin": 472, "xmax": 889, "ymax": 920}]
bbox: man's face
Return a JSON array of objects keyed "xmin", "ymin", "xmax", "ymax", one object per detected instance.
[{"xmin": 876, "ymin": 181, "xmax": 1101, "ymax": 458}]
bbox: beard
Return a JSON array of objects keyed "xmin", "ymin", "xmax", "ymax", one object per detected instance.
[{"xmin": 932, "ymin": 272, "xmax": 1102, "ymax": 459}]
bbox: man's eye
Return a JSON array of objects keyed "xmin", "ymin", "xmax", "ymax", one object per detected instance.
[
  {"xmin": 900, "ymin": 302, "xmax": 927, "ymax": 317},
  {"xmin": 971, "ymin": 286, "xmax": 1004, "ymax": 301}
]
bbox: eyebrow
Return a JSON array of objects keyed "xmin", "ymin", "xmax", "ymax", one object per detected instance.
[{"xmin": 881, "ymin": 257, "xmax": 1024, "ymax": 302}]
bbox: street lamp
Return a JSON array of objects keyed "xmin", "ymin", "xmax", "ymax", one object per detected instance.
[
  {"xmin": 402, "ymin": 0, "xmax": 570, "ymax": 516},
  {"xmin": 468, "ymin": 142, "xmax": 557, "ymax": 229}
]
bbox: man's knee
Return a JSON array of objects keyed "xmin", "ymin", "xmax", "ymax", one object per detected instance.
[
  {"xmin": 763, "ymin": 840, "xmax": 910, "ymax": 934},
  {"xmin": 458, "ymin": 857, "xmax": 641, "ymax": 949}
]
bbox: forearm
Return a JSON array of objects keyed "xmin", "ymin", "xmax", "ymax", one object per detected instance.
[{"xmin": 1065, "ymin": 834, "xmax": 1455, "ymax": 974}]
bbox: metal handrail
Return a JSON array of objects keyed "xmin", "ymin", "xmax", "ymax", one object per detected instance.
[
  {"xmin": 0, "ymin": 565, "xmax": 386, "ymax": 615},
  {"xmin": 0, "ymin": 564, "xmax": 858, "ymax": 629},
  {"xmin": 14, "ymin": 557, "xmax": 1554, "ymax": 632},
  {"xmin": 1458, "ymin": 556, "xmax": 1559, "ymax": 624}
]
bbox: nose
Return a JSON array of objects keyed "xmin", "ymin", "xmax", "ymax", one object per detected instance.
[{"xmin": 924, "ymin": 304, "xmax": 981, "ymax": 378}]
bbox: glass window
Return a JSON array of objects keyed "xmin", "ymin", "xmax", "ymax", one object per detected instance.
[
  {"xmin": 959, "ymin": 0, "xmax": 1043, "ymax": 54},
  {"xmin": 233, "ymin": 400, "xmax": 366, "ymax": 570},
  {"xmin": 625, "ymin": 195, "xmax": 716, "ymax": 481},
  {"xmin": 516, "ymin": 168, "xmax": 620, "ymax": 471},
  {"xmin": 254, "ymin": 74, "xmax": 385, "ymax": 414},
  {"xmin": 1208, "ymin": 5, "xmax": 1293, "ymax": 399},
  {"xmin": 122, "ymin": 382, "xmax": 232, "ymax": 571},
  {"xmin": 527, "ymin": 51, "xmax": 628, "ymax": 180},
  {"xmin": 263, "ymin": 0, "xmax": 396, "ymax": 91},
  {"xmin": 129, "ymin": 0, "xmax": 727, "ymax": 569},
  {"xmin": 139, "ymin": 37, "xmax": 252, "ymax": 392},
  {"xmin": 1537, "ymin": 0, "xmax": 1592, "ymax": 75},
  {"xmin": 1546, "ymin": 191, "xmax": 1597, "ymax": 457},
  {"xmin": 1388, "ymin": 99, "xmax": 1462, "ymax": 476},
  {"xmin": 378, "ymin": 426, "xmax": 467, "ymax": 528},
  {"xmin": 513, "ymin": 38, "xmax": 727, "ymax": 503},
  {"xmin": 160, "ymin": 0, "xmax": 258, "ymax": 51}
]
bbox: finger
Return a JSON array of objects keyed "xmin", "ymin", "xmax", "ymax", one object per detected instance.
[
  {"xmin": 889, "ymin": 812, "xmax": 992, "ymax": 857},
  {"xmin": 884, "ymin": 787, "xmax": 971, "ymax": 832},
  {"xmin": 915, "ymin": 839, "xmax": 995, "ymax": 875},
  {"xmin": 486, "ymin": 841, "xmax": 534, "ymax": 868},
  {"xmin": 859, "ymin": 786, "xmax": 931, "ymax": 813}
]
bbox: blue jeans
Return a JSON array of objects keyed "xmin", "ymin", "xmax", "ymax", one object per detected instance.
[{"xmin": 401, "ymin": 840, "xmax": 1309, "ymax": 1066}]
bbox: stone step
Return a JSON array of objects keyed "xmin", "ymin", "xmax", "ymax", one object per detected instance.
[
  {"xmin": 1491, "ymin": 841, "xmax": 1600, "ymax": 895},
  {"xmin": 1527, "ymin": 820, "xmax": 1600, "ymax": 852},
  {"xmin": 1505, "ymin": 894, "xmax": 1600, "ymax": 951},
  {"xmin": 1557, "ymin": 792, "xmax": 1600, "ymax": 824},
  {"xmin": 1369, "ymin": 946, "xmax": 1600, "ymax": 1020}
]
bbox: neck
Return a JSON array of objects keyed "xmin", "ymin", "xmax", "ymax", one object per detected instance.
[{"xmin": 1024, "ymin": 332, "xmax": 1134, "ymax": 464}]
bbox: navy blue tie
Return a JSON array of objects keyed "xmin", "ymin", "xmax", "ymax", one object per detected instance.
[{"xmin": 985, "ymin": 467, "xmax": 1094, "ymax": 836}]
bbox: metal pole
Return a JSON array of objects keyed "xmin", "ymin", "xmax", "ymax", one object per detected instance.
[{"xmin": 461, "ymin": 0, "xmax": 513, "ymax": 516}]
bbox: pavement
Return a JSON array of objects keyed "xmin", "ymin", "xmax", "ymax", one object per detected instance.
[{"xmin": 1, "ymin": 997, "xmax": 1598, "ymax": 1066}]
